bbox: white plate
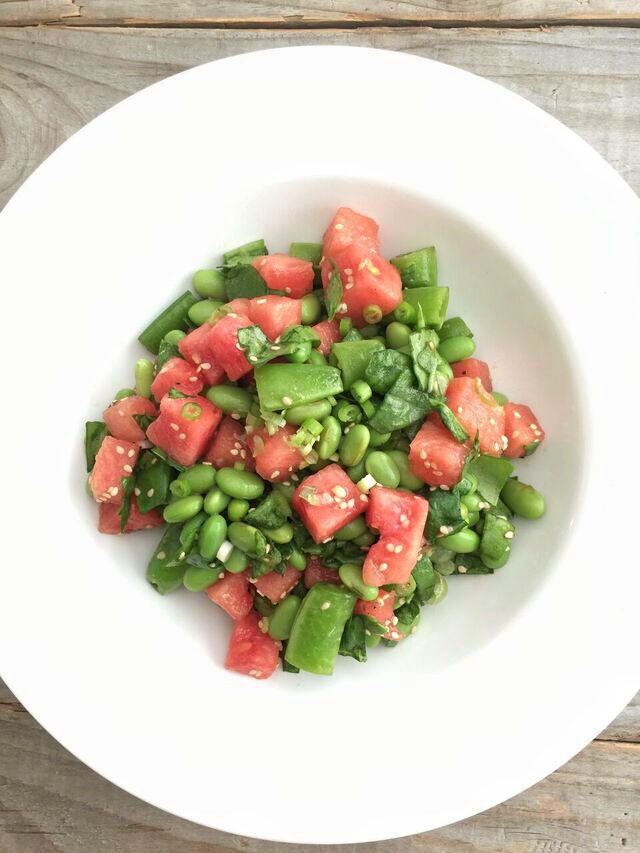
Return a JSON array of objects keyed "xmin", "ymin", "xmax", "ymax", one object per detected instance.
[{"xmin": 0, "ymin": 47, "xmax": 639, "ymax": 845}]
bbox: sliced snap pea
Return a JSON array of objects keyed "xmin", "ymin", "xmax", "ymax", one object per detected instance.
[
  {"xmin": 285, "ymin": 583, "xmax": 357, "ymax": 675},
  {"xmin": 135, "ymin": 358, "xmax": 154, "ymax": 399},
  {"xmin": 339, "ymin": 424, "xmax": 371, "ymax": 467},
  {"xmin": 284, "ymin": 399, "xmax": 333, "ymax": 425},
  {"xmin": 307, "ymin": 349, "xmax": 327, "ymax": 366},
  {"xmin": 385, "ymin": 321, "xmax": 411, "ymax": 350},
  {"xmin": 300, "ymin": 293, "xmax": 322, "ymax": 325},
  {"xmin": 365, "ymin": 451, "xmax": 400, "ymax": 489},
  {"xmin": 176, "ymin": 463, "xmax": 216, "ymax": 494},
  {"xmin": 199, "ymin": 513, "xmax": 228, "ymax": 561},
  {"xmin": 286, "ymin": 342, "xmax": 312, "ymax": 363},
  {"xmin": 333, "ymin": 515, "xmax": 368, "ymax": 542},
  {"xmin": 227, "ymin": 498, "xmax": 250, "ymax": 521},
  {"xmin": 192, "ymin": 268, "xmax": 227, "ymax": 300},
  {"xmin": 188, "ymin": 299, "xmax": 223, "ymax": 326},
  {"xmin": 289, "ymin": 242, "xmax": 322, "ymax": 266},
  {"xmin": 138, "ymin": 291, "xmax": 198, "ymax": 354},
  {"xmin": 216, "ymin": 467, "xmax": 265, "ymax": 500},
  {"xmin": 183, "ymin": 565, "xmax": 221, "ymax": 592},
  {"xmin": 388, "ymin": 450, "xmax": 423, "ymax": 491},
  {"xmin": 203, "ymin": 487, "xmax": 231, "ymax": 515},
  {"xmin": 438, "ymin": 528, "xmax": 481, "ymax": 553},
  {"xmin": 265, "ymin": 522, "xmax": 294, "ymax": 544},
  {"xmin": 206, "ymin": 384, "xmax": 253, "ymax": 415},
  {"xmin": 317, "ymin": 416, "xmax": 342, "ymax": 459},
  {"xmin": 339, "ymin": 563, "xmax": 378, "ymax": 601},
  {"xmin": 268, "ymin": 595, "xmax": 302, "ymax": 641},
  {"xmin": 334, "ymin": 401, "xmax": 362, "ymax": 424},
  {"xmin": 363, "ymin": 304, "xmax": 383, "ymax": 325},
  {"xmin": 392, "ymin": 575, "xmax": 416, "ymax": 601},
  {"xmin": 426, "ymin": 572, "xmax": 448, "ymax": 605},
  {"xmin": 394, "ymin": 301, "xmax": 417, "ymax": 325},
  {"xmin": 438, "ymin": 335, "xmax": 476, "ymax": 363},
  {"xmin": 350, "ymin": 380, "xmax": 372, "ymax": 405},
  {"xmin": 114, "ymin": 387, "xmax": 136, "ymax": 400},
  {"xmin": 500, "ymin": 478, "xmax": 546, "ymax": 519},
  {"xmin": 163, "ymin": 495, "xmax": 204, "ymax": 524},
  {"xmin": 170, "ymin": 478, "xmax": 192, "ymax": 499},
  {"xmin": 224, "ymin": 546, "xmax": 249, "ymax": 573},
  {"xmin": 492, "ymin": 391, "xmax": 509, "ymax": 405}
]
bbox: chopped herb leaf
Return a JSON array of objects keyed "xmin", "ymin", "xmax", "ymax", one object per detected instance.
[
  {"xmin": 463, "ymin": 454, "xmax": 514, "ymax": 506},
  {"xmin": 150, "ymin": 446, "xmax": 186, "ymax": 472},
  {"xmin": 431, "ymin": 399, "xmax": 469, "ymax": 444},
  {"xmin": 136, "ymin": 451, "xmax": 172, "ymax": 513},
  {"xmin": 409, "ymin": 329, "xmax": 450, "ymax": 396},
  {"xmin": 339, "ymin": 615, "xmax": 367, "ymax": 662},
  {"xmin": 365, "ymin": 349, "xmax": 411, "ymax": 394},
  {"xmin": 146, "ymin": 525, "xmax": 187, "ymax": 594},
  {"xmin": 222, "ymin": 239, "xmax": 268, "ymax": 268},
  {"xmin": 411, "ymin": 554, "xmax": 439, "ymax": 605},
  {"xmin": 369, "ymin": 370, "xmax": 432, "ymax": 434},
  {"xmin": 133, "ymin": 413, "xmax": 155, "ymax": 432},
  {"xmin": 156, "ymin": 338, "xmax": 180, "ymax": 371},
  {"xmin": 452, "ymin": 554, "xmax": 493, "ymax": 574},
  {"xmin": 118, "ymin": 475, "xmax": 137, "ymax": 532},
  {"xmin": 325, "ymin": 262, "xmax": 343, "ymax": 321},
  {"xmin": 84, "ymin": 421, "xmax": 108, "ymax": 472},
  {"xmin": 224, "ymin": 263, "xmax": 268, "ymax": 299},
  {"xmin": 246, "ymin": 490, "xmax": 291, "ymax": 530},
  {"xmin": 439, "ymin": 316, "xmax": 474, "ymax": 341},
  {"xmin": 425, "ymin": 489, "xmax": 466, "ymax": 542}
]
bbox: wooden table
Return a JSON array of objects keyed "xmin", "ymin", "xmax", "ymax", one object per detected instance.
[{"xmin": 1, "ymin": 3, "xmax": 638, "ymax": 850}]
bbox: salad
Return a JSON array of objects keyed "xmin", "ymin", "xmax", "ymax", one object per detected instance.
[{"xmin": 84, "ymin": 206, "xmax": 546, "ymax": 678}]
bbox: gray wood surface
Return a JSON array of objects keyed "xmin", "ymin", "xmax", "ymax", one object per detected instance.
[
  {"xmin": 0, "ymin": 1, "xmax": 637, "ymax": 26},
  {"xmin": 1, "ymin": 12, "xmax": 639, "ymax": 852}
]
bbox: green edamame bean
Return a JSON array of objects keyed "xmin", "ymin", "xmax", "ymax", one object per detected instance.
[
  {"xmin": 466, "ymin": 510, "xmax": 480, "ymax": 527},
  {"xmin": 288, "ymin": 547, "xmax": 307, "ymax": 571},
  {"xmin": 224, "ymin": 547, "xmax": 248, "ymax": 573},
  {"xmin": 438, "ymin": 528, "xmax": 481, "ymax": 554},
  {"xmin": 492, "ymin": 391, "xmax": 509, "ymax": 405},
  {"xmin": 354, "ymin": 529, "xmax": 377, "ymax": 547},
  {"xmin": 500, "ymin": 478, "xmax": 546, "ymax": 519},
  {"xmin": 339, "ymin": 424, "xmax": 371, "ymax": 467},
  {"xmin": 360, "ymin": 324, "xmax": 380, "ymax": 340},
  {"xmin": 365, "ymin": 451, "xmax": 400, "ymax": 489},
  {"xmin": 426, "ymin": 572, "xmax": 448, "ymax": 605},
  {"xmin": 193, "ymin": 269, "xmax": 226, "ymax": 300},
  {"xmin": 169, "ymin": 479, "xmax": 192, "ymax": 499},
  {"xmin": 429, "ymin": 546, "xmax": 454, "ymax": 566},
  {"xmin": 388, "ymin": 450, "xmax": 423, "ymax": 491},
  {"xmin": 307, "ymin": 349, "xmax": 327, "ymax": 366},
  {"xmin": 317, "ymin": 416, "xmax": 342, "ymax": 460},
  {"xmin": 114, "ymin": 387, "xmax": 136, "ymax": 400},
  {"xmin": 347, "ymin": 456, "xmax": 368, "ymax": 483},
  {"xmin": 188, "ymin": 299, "xmax": 223, "ymax": 326},
  {"xmin": 228, "ymin": 521, "xmax": 263, "ymax": 555},
  {"xmin": 199, "ymin": 513, "xmax": 228, "ymax": 560},
  {"xmin": 284, "ymin": 399, "xmax": 332, "ymax": 425},
  {"xmin": 333, "ymin": 515, "xmax": 368, "ymax": 541},
  {"xmin": 135, "ymin": 358, "xmax": 154, "ymax": 398},
  {"xmin": 265, "ymin": 522, "xmax": 294, "ymax": 544},
  {"xmin": 437, "ymin": 560, "xmax": 456, "ymax": 576},
  {"xmin": 163, "ymin": 495, "xmax": 204, "ymax": 523},
  {"xmin": 203, "ymin": 487, "xmax": 230, "ymax": 515},
  {"xmin": 206, "ymin": 384, "xmax": 253, "ymax": 415},
  {"xmin": 393, "ymin": 575, "xmax": 416, "ymax": 600},
  {"xmin": 268, "ymin": 595, "xmax": 302, "ymax": 641},
  {"xmin": 461, "ymin": 492, "xmax": 483, "ymax": 513},
  {"xmin": 386, "ymin": 321, "xmax": 411, "ymax": 350},
  {"xmin": 438, "ymin": 335, "xmax": 476, "ymax": 363},
  {"xmin": 176, "ymin": 463, "xmax": 216, "ymax": 494},
  {"xmin": 338, "ymin": 563, "xmax": 378, "ymax": 601},
  {"xmin": 227, "ymin": 498, "xmax": 250, "ymax": 521},
  {"xmin": 163, "ymin": 329, "xmax": 186, "ymax": 346},
  {"xmin": 183, "ymin": 565, "xmax": 222, "ymax": 592},
  {"xmin": 300, "ymin": 293, "xmax": 322, "ymax": 325},
  {"xmin": 216, "ymin": 467, "xmax": 265, "ymax": 500},
  {"xmin": 368, "ymin": 428, "xmax": 391, "ymax": 448}
]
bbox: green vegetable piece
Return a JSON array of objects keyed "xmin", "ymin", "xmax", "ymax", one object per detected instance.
[
  {"xmin": 255, "ymin": 364, "xmax": 343, "ymax": 412},
  {"xmin": 464, "ymin": 454, "xmax": 514, "ymax": 506},
  {"xmin": 365, "ymin": 349, "xmax": 411, "ymax": 394},
  {"xmin": 365, "ymin": 631, "xmax": 382, "ymax": 649},
  {"xmin": 411, "ymin": 554, "xmax": 438, "ymax": 605},
  {"xmin": 334, "ymin": 401, "xmax": 361, "ymax": 424},
  {"xmin": 183, "ymin": 564, "xmax": 222, "ymax": 592},
  {"xmin": 188, "ymin": 299, "xmax": 223, "ymax": 326},
  {"xmin": 163, "ymin": 495, "xmax": 204, "ymax": 524},
  {"xmin": 350, "ymin": 379, "xmax": 372, "ymax": 405},
  {"xmin": 339, "ymin": 563, "xmax": 378, "ymax": 601},
  {"xmin": 438, "ymin": 527, "xmax": 481, "ymax": 553},
  {"xmin": 393, "ymin": 301, "xmax": 417, "ymax": 325},
  {"xmin": 365, "ymin": 451, "xmax": 400, "ymax": 488},
  {"xmin": 228, "ymin": 521, "xmax": 267, "ymax": 557},
  {"xmin": 199, "ymin": 513, "xmax": 228, "ymax": 560},
  {"xmin": 114, "ymin": 388, "xmax": 136, "ymax": 400},
  {"xmin": 175, "ymin": 463, "xmax": 216, "ymax": 495},
  {"xmin": 308, "ymin": 349, "xmax": 327, "ymax": 366},
  {"xmin": 492, "ymin": 391, "xmax": 509, "ymax": 405},
  {"xmin": 289, "ymin": 242, "xmax": 322, "ymax": 266},
  {"xmin": 363, "ymin": 304, "xmax": 383, "ymax": 325},
  {"xmin": 391, "ymin": 246, "xmax": 437, "ymax": 288},
  {"xmin": 224, "ymin": 547, "xmax": 249, "ymax": 573},
  {"xmin": 179, "ymin": 510, "xmax": 207, "ymax": 553},
  {"xmin": 138, "ymin": 291, "xmax": 198, "ymax": 354},
  {"xmin": 438, "ymin": 335, "xmax": 476, "ymax": 363},
  {"xmin": 409, "ymin": 328, "xmax": 451, "ymax": 396},
  {"xmin": 439, "ymin": 316, "xmax": 473, "ymax": 342},
  {"xmin": 480, "ymin": 512, "xmax": 515, "ymax": 569},
  {"xmin": 500, "ymin": 478, "xmax": 546, "ymax": 519},
  {"xmin": 216, "ymin": 467, "xmax": 265, "ymax": 501},
  {"xmin": 134, "ymin": 358, "xmax": 154, "ymax": 399},
  {"xmin": 84, "ymin": 421, "xmax": 108, "ymax": 472},
  {"xmin": 523, "ymin": 441, "xmax": 541, "ymax": 457},
  {"xmin": 300, "ymin": 292, "xmax": 322, "ymax": 325},
  {"xmin": 369, "ymin": 371, "xmax": 432, "ymax": 434},
  {"xmin": 227, "ymin": 498, "xmax": 250, "ymax": 521},
  {"xmin": 317, "ymin": 416, "xmax": 342, "ymax": 460},
  {"xmin": 385, "ymin": 321, "xmax": 412, "ymax": 350},
  {"xmin": 223, "ymin": 238, "xmax": 268, "ymax": 267},
  {"xmin": 284, "ymin": 399, "xmax": 332, "ymax": 425},
  {"xmin": 288, "ymin": 547, "xmax": 307, "ymax": 571},
  {"xmin": 203, "ymin": 487, "xmax": 230, "ymax": 515},
  {"xmin": 332, "ymin": 339, "xmax": 385, "ymax": 390},
  {"xmin": 339, "ymin": 614, "xmax": 368, "ymax": 662},
  {"xmin": 333, "ymin": 516, "xmax": 368, "ymax": 542},
  {"xmin": 402, "ymin": 287, "xmax": 449, "ymax": 329},
  {"xmin": 325, "ymin": 263, "xmax": 343, "ymax": 321},
  {"xmin": 246, "ymin": 490, "xmax": 290, "ymax": 530},
  {"xmin": 146, "ymin": 525, "xmax": 187, "ymax": 594},
  {"xmin": 427, "ymin": 572, "xmax": 448, "ymax": 605},
  {"xmin": 388, "ymin": 449, "xmax": 423, "ymax": 491},
  {"xmin": 339, "ymin": 424, "xmax": 371, "ymax": 467},
  {"xmin": 224, "ymin": 263, "xmax": 268, "ymax": 299},
  {"xmin": 254, "ymin": 595, "xmax": 275, "ymax": 618},
  {"xmin": 426, "ymin": 489, "xmax": 467, "ymax": 541},
  {"xmin": 285, "ymin": 583, "xmax": 357, "ymax": 675},
  {"xmin": 206, "ymin": 384, "xmax": 253, "ymax": 415},
  {"xmin": 452, "ymin": 554, "xmax": 494, "ymax": 575},
  {"xmin": 265, "ymin": 522, "xmax": 294, "ymax": 544},
  {"xmin": 136, "ymin": 453, "xmax": 172, "ymax": 513},
  {"xmin": 192, "ymin": 268, "xmax": 227, "ymax": 300},
  {"xmin": 268, "ymin": 595, "xmax": 302, "ymax": 641},
  {"xmin": 368, "ymin": 428, "xmax": 391, "ymax": 448},
  {"xmin": 155, "ymin": 339, "xmax": 180, "ymax": 372}
]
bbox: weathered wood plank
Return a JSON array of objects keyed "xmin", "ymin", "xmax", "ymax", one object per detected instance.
[
  {"xmin": 0, "ymin": 679, "xmax": 637, "ymax": 852},
  {"xmin": 1, "ymin": 24, "xmax": 639, "ymax": 211},
  {"xmin": 0, "ymin": 1, "xmax": 638, "ymax": 27}
]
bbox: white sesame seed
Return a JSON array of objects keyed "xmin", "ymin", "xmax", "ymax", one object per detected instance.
[
  {"xmin": 401, "ymin": 519, "xmax": 410, "ymax": 528},
  {"xmin": 360, "ymin": 494, "xmax": 369, "ymax": 502},
  {"xmin": 108, "ymin": 486, "xmax": 119, "ymax": 497},
  {"xmin": 320, "ymin": 601, "xmax": 331, "ymax": 610},
  {"xmin": 170, "ymin": 423, "xmax": 179, "ymax": 431},
  {"xmin": 134, "ymin": 487, "xmax": 141, "ymax": 496},
  {"xmin": 256, "ymin": 298, "xmax": 267, "ymax": 304},
  {"xmin": 231, "ymin": 412, "xmax": 242, "ymax": 420},
  {"xmin": 457, "ymin": 406, "xmax": 463, "ymax": 414},
  {"xmin": 504, "ymin": 530, "xmax": 515, "ymax": 539},
  {"xmin": 116, "ymin": 445, "xmax": 125, "ymax": 455},
  {"xmin": 339, "ymin": 501, "xmax": 348, "ymax": 509},
  {"xmin": 189, "ymin": 376, "xmax": 199, "ymax": 382},
  {"xmin": 386, "ymin": 542, "xmax": 395, "ymax": 552},
  {"xmin": 390, "ymin": 631, "xmax": 400, "ymax": 640},
  {"xmin": 365, "ymin": 629, "xmax": 371, "ymax": 637},
  {"xmin": 178, "ymin": 433, "xmax": 186, "ymax": 440},
  {"xmin": 392, "ymin": 616, "xmax": 398, "ymax": 626},
  {"xmin": 200, "ymin": 362, "xmax": 211, "ymax": 370},
  {"xmin": 128, "ymin": 449, "xmax": 135, "ymax": 458},
  {"xmin": 394, "ymin": 545, "xmax": 403, "ymax": 554},
  {"xmin": 489, "ymin": 418, "xmax": 496, "ymax": 425},
  {"xmin": 410, "ymin": 626, "xmax": 418, "ymax": 635},
  {"xmin": 332, "ymin": 485, "xmax": 347, "ymax": 498},
  {"xmin": 380, "ymin": 562, "xmax": 388, "ymax": 571},
  {"xmin": 334, "ymin": 223, "xmax": 344, "ymax": 230},
  {"xmin": 347, "ymin": 498, "xmax": 355, "ymax": 508},
  {"xmin": 439, "ymin": 525, "xmax": 450, "ymax": 535},
  {"xmin": 156, "ymin": 551, "xmax": 166, "ymax": 560},
  {"xmin": 229, "ymin": 449, "xmax": 239, "ymax": 456},
  {"xmin": 514, "ymin": 411, "xmax": 522, "ymax": 419},
  {"xmin": 271, "ymin": 470, "xmax": 281, "ymax": 479},
  {"xmin": 123, "ymin": 464, "xmax": 133, "ymax": 473},
  {"xmin": 419, "ymin": 449, "xmax": 427, "ymax": 460},
  {"xmin": 440, "ymin": 484, "xmax": 450, "ymax": 491},
  {"xmin": 282, "ymin": 396, "xmax": 293, "ymax": 406},
  {"xmin": 249, "ymin": 669, "xmax": 259, "ymax": 677},
  {"xmin": 322, "ymin": 537, "xmax": 333, "ymax": 543},
  {"xmin": 494, "ymin": 442, "xmax": 500, "ymax": 452},
  {"xmin": 146, "ymin": 488, "xmax": 155, "ymax": 498},
  {"xmin": 512, "ymin": 429, "xmax": 520, "ymax": 438}
]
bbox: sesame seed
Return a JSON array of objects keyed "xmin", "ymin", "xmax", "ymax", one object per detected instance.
[
  {"xmin": 345, "ymin": 283, "xmax": 353, "ymax": 290},
  {"xmin": 514, "ymin": 411, "xmax": 522, "ymax": 419},
  {"xmin": 249, "ymin": 669, "xmax": 259, "ymax": 677},
  {"xmin": 339, "ymin": 501, "xmax": 348, "ymax": 509},
  {"xmin": 494, "ymin": 442, "xmax": 500, "ymax": 452},
  {"xmin": 513, "ymin": 429, "xmax": 520, "ymax": 438},
  {"xmin": 192, "ymin": 354, "xmax": 202, "ymax": 364},
  {"xmin": 394, "ymin": 545, "xmax": 403, "ymax": 554},
  {"xmin": 249, "ymin": 355, "xmax": 259, "ymax": 363},
  {"xmin": 240, "ymin": 450, "xmax": 247, "ymax": 459},
  {"xmin": 147, "ymin": 488, "xmax": 155, "ymax": 497},
  {"xmin": 228, "ymin": 313, "xmax": 238, "ymax": 318},
  {"xmin": 457, "ymin": 564, "xmax": 468, "ymax": 573},
  {"xmin": 439, "ymin": 525, "xmax": 450, "ymax": 535},
  {"xmin": 235, "ymin": 342, "xmax": 243, "ymax": 350},
  {"xmin": 134, "ymin": 487, "xmax": 141, "ymax": 496},
  {"xmin": 419, "ymin": 449, "xmax": 427, "ymax": 460},
  {"xmin": 332, "ymin": 485, "xmax": 347, "ymax": 498},
  {"xmin": 390, "ymin": 631, "xmax": 400, "ymax": 640},
  {"xmin": 178, "ymin": 433, "xmax": 186, "ymax": 440},
  {"xmin": 282, "ymin": 396, "xmax": 293, "ymax": 406},
  {"xmin": 530, "ymin": 423, "xmax": 538, "ymax": 430},
  {"xmin": 365, "ymin": 629, "xmax": 371, "ymax": 637},
  {"xmin": 123, "ymin": 464, "xmax": 133, "ymax": 473},
  {"xmin": 386, "ymin": 542, "xmax": 395, "ymax": 552},
  {"xmin": 230, "ymin": 412, "xmax": 242, "ymax": 420},
  {"xmin": 108, "ymin": 486, "xmax": 119, "ymax": 497},
  {"xmin": 440, "ymin": 484, "xmax": 450, "ymax": 491},
  {"xmin": 504, "ymin": 530, "xmax": 515, "ymax": 539},
  {"xmin": 320, "ymin": 601, "xmax": 331, "ymax": 610},
  {"xmin": 380, "ymin": 562, "xmax": 388, "ymax": 571},
  {"xmin": 116, "ymin": 445, "xmax": 125, "ymax": 455},
  {"xmin": 433, "ymin": 470, "xmax": 443, "ymax": 477},
  {"xmin": 271, "ymin": 470, "xmax": 281, "ymax": 479},
  {"xmin": 128, "ymin": 449, "xmax": 135, "ymax": 458},
  {"xmin": 189, "ymin": 376, "xmax": 199, "ymax": 382},
  {"xmin": 347, "ymin": 499, "xmax": 355, "ymax": 508},
  {"xmin": 410, "ymin": 626, "xmax": 418, "ymax": 635},
  {"xmin": 230, "ymin": 449, "xmax": 239, "ymax": 456},
  {"xmin": 322, "ymin": 537, "xmax": 333, "ymax": 543},
  {"xmin": 256, "ymin": 298, "xmax": 267, "ymax": 304},
  {"xmin": 359, "ymin": 494, "xmax": 369, "ymax": 502},
  {"xmin": 392, "ymin": 615, "xmax": 399, "ymax": 626},
  {"xmin": 178, "ymin": 551, "xmax": 186, "ymax": 561},
  {"xmin": 457, "ymin": 406, "xmax": 463, "ymax": 414},
  {"xmin": 170, "ymin": 423, "xmax": 179, "ymax": 431},
  {"xmin": 334, "ymin": 223, "xmax": 344, "ymax": 230},
  {"xmin": 358, "ymin": 261, "xmax": 366, "ymax": 270},
  {"xmin": 401, "ymin": 519, "xmax": 410, "ymax": 528},
  {"xmin": 156, "ymin": 551, "xmax": 166, "ymax": 560}
]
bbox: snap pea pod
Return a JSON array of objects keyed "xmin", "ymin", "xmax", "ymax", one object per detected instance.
[
  {"xmin": 146, "ymin": 525, "xmax": 187, "ymax": 594},
  {"xmin": 216, "ymin": 467, "xmax": 265, "ymax": 500},
  {"xmin": 332, "ymin": 339, "xmax": 385, "ymax": 389},
  {"xmin": 402, "ymin": 287, "xmax": 449, "ymax": 329},
  {"xmin": 338, "ymin": 563, "xmax": 378, "ymax": 601},
  {"xmin": 114, "ymin": 388, "xmax": 136, "ymax": 400},
  {"xmin": 439, "ymin": 316, "xmax": 473, "ymax": 341},
  {"xmin": 284, "ymin": 399, "xmax": 333, "ymax": 425},
  {"xmin": 334, "ymin": 401, "xmax": 362, "ymax": 424},
  {"xmin": 390, "ymin": 246, "xmax": 437, "ymax": 288},
  {"xmin": 268, "ymin": 595, "xmax": 302, "ymax": 641},
  {"xmin": 289, "ymin": 242, "xmax": 323, "ymax": 266},
  {"xmin": 255, "ymin": 364, "xmax": 343, "ymax": 411},
  {"xmin": 135, "ymin": 358, "xmax": 154, "ymax": 399},
  {"xmin": 206, "ymin": 385, "xmax": 253, "ymax": 415},
  {"xmin": 500, "ymin": 478, "xmax": 546, "ymax": 519},
  {"xmin": 192, "ymin": 269, "xmax": 226, "ymax": 300},
  {"xmin": 285, "ymin": 583, "xmax": 357, "ymax": 675},
  {"xmin": 317, "ymin": 416, "xmax": 342, "ymax": 459},
  {"xmin": 480, "ymin": 512, "xmax": 515, "ymax": 568},
  {"xmin": 307, "ymin": 349, "xmax": 327, "ymax": 366},
  {"xmin": 138, "ymin": 291, "xmax": 198, "ymax": 354},
  {"xmin": 223, "ymin": 238, "xmax": 268, "ymax": 266}
]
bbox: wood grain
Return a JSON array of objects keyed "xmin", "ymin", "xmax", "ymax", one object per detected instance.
[
  {"xmin": 1, "ymin": 0, "xmax": 638, "ymax": 27},
  {"xmin": 1, "ymin": 24, "xmax": 639, "ymax": 210}
]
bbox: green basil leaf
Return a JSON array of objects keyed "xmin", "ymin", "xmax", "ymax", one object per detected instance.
[
  {"xmin": 156, "ymin": 339, "xmax": 181, "ymax": 371},
  {"xmin": 325, "ymin": 262, "xmax": 343, "ymax": 321},
  {"xmin": 425, "ymin": 490, "xmax": 466, "ymax": 542},
  {"xmin": 118, "ymin": 475, "xmax": 137, "ymax": 532},
  {"xmin": 463, "ymin": 454, "xmax": 514, "ymax": 506},
  {"xmin": 84, "ymin": 421, "xmax": 108, "ymax": 472},
  {"xmin": 224, "ymin": 263, "xmax": 268, "ymax": 299},
  {"xmin": 339, "ymin": 615, "xmax": 367, "ymax": 663}
]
